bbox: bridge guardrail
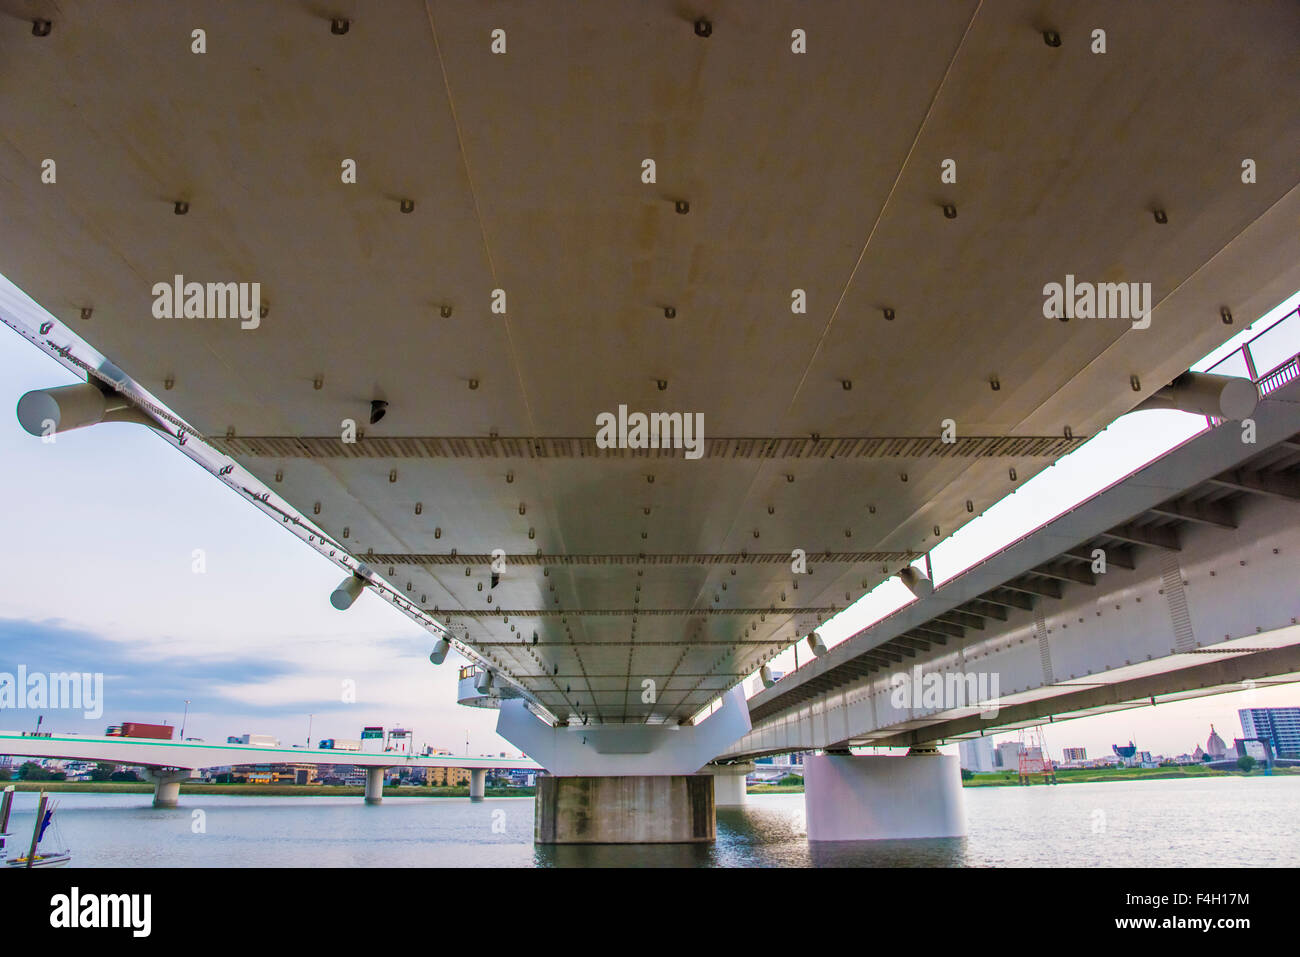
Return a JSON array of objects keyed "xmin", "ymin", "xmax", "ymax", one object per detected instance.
[{"xmin": 1205, "ymin": 305, "xmax": 1300, "ymax": 425}]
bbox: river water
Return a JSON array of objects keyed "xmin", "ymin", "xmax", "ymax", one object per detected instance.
[{"xmin": 4, "ymin": 776, "xmax": 1296, "ymax": 867}]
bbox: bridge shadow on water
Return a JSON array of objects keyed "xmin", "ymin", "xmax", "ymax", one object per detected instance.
[{"xmin": 531, "ymin": 806, "xmax": 968, "ymax": 867}]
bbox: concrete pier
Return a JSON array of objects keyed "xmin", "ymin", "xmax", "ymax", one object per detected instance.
[
  {"xmin": 469, "ymin": 767, "xmax": 486, "ymax": 802},
  {"xmin": 534, "ymin": 774, "xmax": 715, "ymax": 844},
  {"xmin": 144, "ymin": 768, "xmax": 190, "ymax": 808},
  {"xmin": 364, "ymin": 766, "xmax": 385, "ymax": 804},
  {"xmin": 707, "ymin": 762, "xmax": 753, "ymax": 807},
  {"xmin": 804, "ymin": 752, "xmax": 965, "ymax": 841}
]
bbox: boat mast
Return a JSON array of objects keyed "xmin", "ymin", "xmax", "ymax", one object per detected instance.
[{"xmin": 25, "ymin": 791, "xmax": 48, "ymax": 869}]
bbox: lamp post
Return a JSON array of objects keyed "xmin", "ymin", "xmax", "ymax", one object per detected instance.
[
  {"xmin": 307, "ymin": 714, "xmax": 313, "ymax": 748},
  {"xmin": 180, "ymin": 700, "xmax": 189, "ymax": 740}
]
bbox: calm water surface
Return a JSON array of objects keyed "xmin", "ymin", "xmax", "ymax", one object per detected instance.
[{"xmin": 6, "ymin": 776, "xmax": 1297, "ymax": 867}]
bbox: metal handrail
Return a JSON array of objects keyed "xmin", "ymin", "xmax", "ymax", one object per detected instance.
[
  {"xmin": 1201, "ymin": 307, "xmax": 1300, "ymax": 427},
  {"xmin": 1205, "ymin": 305, "xmax": 1300, "ymax": 396}
]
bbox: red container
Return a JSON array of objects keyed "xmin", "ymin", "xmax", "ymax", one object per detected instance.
[{"xmin": 121, "ymin": 722, "xmax": 174, "ymax": 740}]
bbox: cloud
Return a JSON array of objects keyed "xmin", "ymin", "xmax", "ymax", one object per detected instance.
[
  {"xmin": 0, "ymin": 616, "xmax": 292, "ymax": 720},
  {"xmin": 0, "ymin": 617, "xmax": 509, "ymax": 753}
]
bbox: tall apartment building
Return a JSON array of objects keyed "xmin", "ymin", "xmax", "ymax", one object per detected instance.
[{"xmin": 1239, "ymin": 707, "xmax": 1300, "ymax": 758}]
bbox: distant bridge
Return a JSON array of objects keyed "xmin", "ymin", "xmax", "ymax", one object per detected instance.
[{"xmin": 0, "ymin": 731, "xmax": 540, "ymax": 806}]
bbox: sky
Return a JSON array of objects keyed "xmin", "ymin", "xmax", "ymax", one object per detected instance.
[
  {"xmin": 0, "ymin": 285, "xmax": 504, "ymax": 756},
  {"xmin": 1, "ymin": 276, "xmax": 1298, "ymax": 762}
]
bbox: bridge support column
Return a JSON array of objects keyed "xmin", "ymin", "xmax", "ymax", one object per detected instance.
[
  {"xmin": 707, "ymin": 762, "xmax": 753, "ymax": 807},
  {"xmin": 469, "ymin": 768, "xmax": 486, "ymax": 802},
  {"xmin": 535, "ymin": 774, "xmax": 715, "ymax": 844},
  {"xmin": 364, "ymin": 767, "xmax": 385, "ymax": 804},
  {"xmin": 804, "ymin": 752, "xmax": 965, "ymax": 841},
  {"xmin": 143, "ymin": 769, "xmax": 190, "ymax": 808}
]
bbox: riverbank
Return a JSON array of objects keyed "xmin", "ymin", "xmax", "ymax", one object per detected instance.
[
  {"xmin": 753, "ymin": 764, "xmax": 1300, "ymax": 794},
  {"xmin": 2, "ymin": 781, "xmax": 534, "ymax": 798},
  {"xmin": 963, "ymin": 765, "xmax": 1300, "ymax": 786}
]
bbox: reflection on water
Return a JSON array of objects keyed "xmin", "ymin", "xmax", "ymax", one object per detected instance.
[
  {"xmin": 535, "ymin": 841, "xmax": 714, "ymax": 868},
  {"xmin": 712, "ymin": 802, "xmax": 964, "ymax": 867},
  {"xmin": 3, "ymin": 775, "xmax": 1297, "ymax": 867},
  {"xmin": 805, "ymin": 838, "xmax": 967, "ymax": 868}
]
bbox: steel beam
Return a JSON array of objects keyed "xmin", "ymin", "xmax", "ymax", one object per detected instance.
[
  {"xmin": 1207, "ymin": 468, "xmax": 1300, "ymax": 502},
  {"xmin": 1103, "ymin": 522, "xmax": 1181, "ymax": 551}
]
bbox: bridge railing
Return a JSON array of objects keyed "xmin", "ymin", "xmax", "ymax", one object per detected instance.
[{"xmin": 1204, "ymin": 305, "xmax": 1300, "ymax": 425}]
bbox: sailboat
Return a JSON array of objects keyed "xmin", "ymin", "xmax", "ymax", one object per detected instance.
[{"xmin": 1, "ymin": 787, "xmax": 72, "ymax": 868}]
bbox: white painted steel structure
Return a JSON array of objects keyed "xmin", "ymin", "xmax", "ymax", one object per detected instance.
[
  {"xmin": 725, "ymin": 372, "xmax": 1300, "ymax": 760},
  {"xmin": 496, "ymin": 685, "xmax": 750, "ymax": 776},
  {"xmin": 2, "ymin": 3, "xmax": 1300, "ymax": 777}
]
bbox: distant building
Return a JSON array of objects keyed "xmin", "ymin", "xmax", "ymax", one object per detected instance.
[
  {"xmin": 225, "ymin": 763, "xmax": 316, "ymax": 784},
  {"xmin": 57, "ymin": 760, "xmax": 100, "ymax": 781},
  {"xmin": 959, "ymin": 737, "xmax": 996, "ymax": 773},
  {"xmin": 1239, "ymin": 707, "xmax": 1300, "ymax": 758},
  {"xmin": 315, "ymin": 764, "xmax": 367, "ymax": 786},
  {"xmin": 424, "ymin": 766, "xmax": 471, "ymax": 787},
  {"xmin": 230, "ymin": 764, "xmax": 294, "ymax": 784},
  {"xmin": 283, "ymin": 763, "xmax": 318, "ymax": 785},
  {"xmin": 753, "ymin": 752, "xmax": 807, "ymax": 773},
  {"xmin": 995, "ymin": 741, "xmax": 1022, "ymax": 770},
  {"xmin": 1108, "ymin": 741, "xmax": 1139, "ymax": 767},
  {"xmin": 1206, "ymin": 725, "xmax": 1228, "ymax": 758},
  {"xmin": 1062, "ymin": 747, "xmax": 1087, "ymax": 764},
  {"xmin": 386, "ymin": 728, "xmax": 413, "ymax": 754}
]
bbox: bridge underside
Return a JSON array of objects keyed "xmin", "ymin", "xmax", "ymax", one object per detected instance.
[
  {"xmin": 4, "ymin": 2, "xmax": 1300, "ymax": 843},
  {"xmin": 3, "ymin": 2, "xmax": 1300, "ymax": 744}
]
